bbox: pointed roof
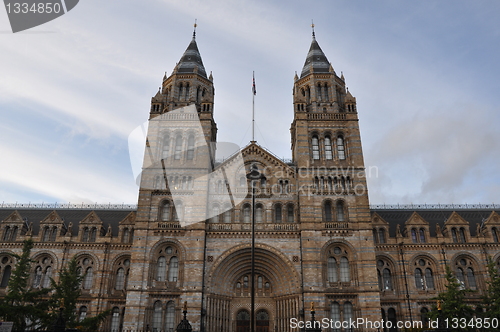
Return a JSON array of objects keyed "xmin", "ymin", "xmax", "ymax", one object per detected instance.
[
  {"xmin": 175, "ymin": 35, "xmax": 207, "ymax": 78},
  {"xmin": 300, "ymin": 34, "xmax": 330, "ymax": 78}
]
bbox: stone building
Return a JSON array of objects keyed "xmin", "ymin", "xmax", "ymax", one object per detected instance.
[{"xmin": 1, "ymin": 30, "xmax": 500, "ymax": 332}]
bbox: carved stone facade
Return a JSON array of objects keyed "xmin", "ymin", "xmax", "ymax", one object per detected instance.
[{"xmin": 1, "ymin": 31, "xmax": 500, "ymax": 332}]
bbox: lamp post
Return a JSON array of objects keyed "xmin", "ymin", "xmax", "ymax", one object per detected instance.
[{"xmin": 247, "ymin": 164, "xmax": 266, "ymax": 332}]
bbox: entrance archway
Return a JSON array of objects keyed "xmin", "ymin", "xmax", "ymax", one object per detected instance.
[
  {"xmin": 236, "ymin": 310, "xmax": 250, "ymax": 332},
  {"xmin": 256, "ymin": 309, "xmax": 270, "ymax": 332}
]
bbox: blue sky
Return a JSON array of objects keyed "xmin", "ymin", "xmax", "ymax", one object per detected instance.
[{"xmin": 0, "ymin": 0, "xmax": 499, "ymax": 205}]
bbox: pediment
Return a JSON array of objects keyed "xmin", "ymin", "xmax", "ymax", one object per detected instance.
[
  {"xmin": 79, "ymin": 211, "xmax": 103, "ymax": 225},
  {"xmin": 239, "ymin": 143, "xmax": 295, "ymax": 177},
  {"xmin": 444, "ymin": 211, "xmax": 469, "ymax": 226},
  {"xmin": 371, "ymin": 212, "xmax": 389, "ymax": 225},
  {"xmin": 2, "ymin": 210, "xmax": 24, "ymax": 224},
  {"xmin": 405, "ymin": 212, "xmax": 429, "ymax": 226},
  {"xmin": 119, "ymin": 212, "xmax": 136, "ymax": 225},
  {"xmin": 484, "ymin": 211, "xmax": 500, "ymax": 225},
  {"xmin": 40, "ymin": 210, "xmax": 64, "ymax": 225}
]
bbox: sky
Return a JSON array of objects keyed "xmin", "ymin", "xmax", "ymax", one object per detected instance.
[{"xmin": 0, "ymin": 0, "xmax": 499, "ymax": 206}]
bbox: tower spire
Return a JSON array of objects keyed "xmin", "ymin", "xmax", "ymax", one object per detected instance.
[
  {"xmin": 193, "ymin": 19, "xmax": 197, "ymax": 39},
  {"xmin": 311, "ymin": 20, "xmax": 315, "ymax": 39}
]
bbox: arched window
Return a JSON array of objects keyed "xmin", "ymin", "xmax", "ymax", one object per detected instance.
[
  {"xmin": 82, "ymin": 227, "xmax": 89, "ymax": 242},
  {"xmin": 186, "ymin": 135, "xmax": 195, "ymax": 160},
  {"xmin": 2, "ymin": 226, "xmax": 11, "ymax": 241},
  {"xmin": 211, "ymin": 205, "xmax": 220, "ymax": 223},
  {"xmin": 377, "ymin": 260, "xmax": 393, "ymax": 290},
  {"xmin": 156, "ymin": 257, "xmax": 166, "ymax": 281},
  {"xmin": 336, "ymin": 201, "xmax": 345, "ymax": 222},
  {"xmin": 337, "ymin": 135, "xmax": 346, "ymax": 160},
  {"xmin": 340, "ymin": 257, "xmax": 350, "ymax": 282},
  {"xmin": 459, "ymin": 228, "xmax": 467, "ymax": 243},
  {"xmin": 43, "ymin": 226, "xmax": 51, "ymax": 242},
  {"xmin": 173, "ymin": 201, "xmax": 183, "ymax": 222},
  {"xmin": 344, "ymin": 302, "xmax": 353, "ymax": 323},
  {"xmin": 419, "ymin": 228, "xmax": 426, "ymax": 243},
  {"xmin": 383, "ymin": 268, "xmax": 392, "ymax": 290},
  {"xmin": 161, "ymin": 201, "xmax": 170, "ymax": 221},
  {"xmin": 420, "ymin": 307, "xmax": 429, "ymax": 325},
  {"xmin": 83, "ymin": 267, "xmax": 93, "ymax": 289},
  {"xmin": 223, "ymin": 209, "xmax": 232, "ymax": 223},
  {"xmin": 451, "ymin": 228, "xmax": 458, "ymax": 243},
  {"xmin": 10, "ymin": 226, "xmax": 18, "ymax": 241},
  {"xmin": 162, "ymin": 135, "xmax": 170, "ymax": 159},
  {"xmin": 275, "ymin": 204, "xmax": 282, "ymax": 223},
  {"xmin": 174, "ymin": 135, "xmax": 182, "ymax": 160},
  {"xmin": 115, "ymin": 268, "xmax": 125, "ymax": 290},
  {"xmin": 89, "ymin": 227, "xmax": 97, "ymax": 242},
  {"xmin": 110, "ymin": 307, "xmax": 120, "ymax": 332},
  {"xmin": 287, "ymin": 204, "xmax": 294, "ymax": 222},
  {"xmin": 78, "ymin": 306, "xmax": 87, "ymax": 322},
  {"xmin": 388, "ymin": 308, "xmax": 397, "ymax": 332},
  {"xmin": 152, "ymin": 301, "xmax": 162, "ymax": 331},
  {"xmin": 256, "ymin": 205, "xmax": 263, "ymax": 223},
  {"xmin": 330, "ymin": 302, "xmax": 340, "ymax": 332},
  {"xmin": 467, "ymin": 267, "xmax": 477, "ymax": 289},
  {"xmin": 425, "ymin": 268, "xmax": 435, "ymax": 289},
  {"xmin": 165, "ymin": 302, "xmax": 175, "ymax": 332},
  {"xmin": 240, "ymin": 176, "xmax": 246, "ymax": 187},
  {"xmin": 456, "ymin": 267, "xmax": 465, "ymax": 286},
  {"xmin": 373, "ymin": 229, "xmax": 379, "ymax": 244},
  {"xmin": 41, "ymin": 266, "xmax": 52, "ymax": 288},
  {"xmin": 168, "ymin": 257, "xmax": 179, "ymax": 282},
  {"xmin": 123, "ymin": 228, "xmax": 130, "ymax": 243},
  {"xmin": 258, "ymin": 276, "xmax": 263, "ymax": 289},
  {"xmin": 378, "ymin": 228, "xmax": 386, "ymax": 244},
  {"xmin": 492, "ymin": 227, "xmax": 499, "ymax": 243},
  {"xmin": 324, "ymin": 136, "xmax": 333, "ymax": 160},
  {"xmin": 1, "ymin": 265, "xmax": 11, "ymax": 288},
  {"xmin": 33, "ymin": 266, "xmax": 42, "ymax": 287},
  {"xmin": 324, "ymin": 201, "xmax": 332, "ymax": 222},
  {"xmin": 411, "ymin": 228, "xmax": 418, "ymax": 243},
  {"xmin": 312, "ymin": 135, "xmax": 320, "ymax": 160},
  {"xmin": 328, "ymin": 257, "xmax": 338, "ymax": 282},
  {"xmin": 415, "ymin": 268, "xmax": 423, "ymax": 290},
  {"xmin": 243, "ymin": 205, "xmax": 251, "ymax": 223},
  {"xmin": 49, "ymin": 227, "xmax": 57, "ymax": 242}
]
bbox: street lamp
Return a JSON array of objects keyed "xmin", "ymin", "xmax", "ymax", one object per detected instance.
[{"xmin": 246, "ymin": 163, "xmax": 266, "ymax": 332}]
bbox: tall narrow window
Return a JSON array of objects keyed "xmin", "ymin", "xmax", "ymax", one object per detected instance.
[
  {"xmin": 174, "ymin": 135, "xmax": 182, "ymax": 160},
  {"xmin": 162, "ymin": 136, "xmax": 170, "ymax": 160},
  {"xmin": 340, "ymin": 257, "xmax": 350, "ymax": 282},
  {"xmin": 328, "ymin": 257, "xmax": 338, "ymax": 282},
  {"xmin": 459, "ymin": 228, "xmax": 467, "ymax": 243},
  {"xmin": 383, "ymin": 268, "xmax": 392, "ymax": 290},
  {"xmin": 419, "ymin": 228, "xmax": 426, "ymax": 243},
  {"xmin": 11, "ymin": 226, "xmax": 18, "ymax": 241},
  {"xmin": 456, "ymin": 267, "xmax": 465, "ymax": 286},
  {"xmin": 89, "ymin": 228, "xmax": 97, "ymax": 242},
  {"xmin": 256, "ymin": 205, "xmax": 263, "ymax": 223},
  {"xmin": 275, "ymin": 204, "xmax": 282, "ymax": 223},
  {"xmin": 43, "ymin": 227, "xmax": 50, "ymax": 242},
  {"xmin": 0, "ymin": 266, "xmax": 11, "ymax": 288},
  {"xmin": 493, "ymin": 228, "xmax": 499, "ymax": 243},
  {"xmin": 287, "ymin": 204, "xmax": 294, "ymax": 222},
  {"xmin": 451, "ymin": 228, "xmax": 458, "ymax": 243},
  {"xmin": 110, "ymin": 307, "xmax": 120, "ymax": 332},
  {"xmin": 324, "ymin": 136, "xmax": 333, "ymax": 160},
  {"xmin": 82, "ymin": 227, "xmax": 89, "ymax": 242},
  {"xmin": 211, "ymin": 205, "xmax": 220, "ymax": 223},
  {"xmin": 168, "ymin": 257, "xmax": 179, "ymax": 282},
  {"xmin": 258, "ymin": 276, "xmax": 263, "ymax": 288},
  {"xmin": 83, "ymin": 267, "xmax": 93, "ymax": 289},
  {"xmin": 42, "ymin": 266, "xmax": 52, "ymax": 288},
  {"xmin": 425, "ymin": 268, "xmax": 434, "ymax": 289},
  {"xmin": 378, "ymin": 229, "xmax": 386, "ymax": 244},
  {"xmin": 123, "ymin": 228, "xmax": 130, "ymax": 243},
  {"xmin": 33, "ymin": 266, "xmax": 42, "ymax": 287},
  {"xmin": 411, "ymin": 229, "xmax": 418, "ymax": 243},
  {"xmin": 224, "ymin": 209, "xmax": 231, "ymax": 223},
  {"xmin": 152, "ymin": 301, "xmax": 162, "ymax": 332},
  {"xmin": 243, "ymin": 205, "xmax": 251, "ymax": 223},
  {"xmin": 157, "ymin": 257, "xmax": 166, "ymax": 282},
  {"xmin": 186, "ymin": 135, "xmax": 195, "ymax": 160},
  {"xmin": 165, "ymin": 302, "xmax": 175, "ymax": 332},
  {"xmin": 330, "ymin": 302, "xmax": 340, "ymax": 332},
  {"xmin": 337, "ymin": 136, "xmax": 346, "ymax": 160},
  {"xmin": 325, "ymin": 201, "xmax": 332, "ymax": 222},
  {"xmin": 336, "ymin": 201, "xmax": 345, "ymax": 222},
  {"xmin": 115, "ymin": 268, "xmax": 125, "ymax": 290},
  {"xmin": 79, "ymin": 306, "xmax": 87, "ymax": 322},
  {"xmin": 344, "ymin": 302, "xmax": 353, "ymax": 323},
  {"xmin": 2, "ymin": 226, "xmax": 10, "ymax": 241},
  {"xmin": 312, "ymin": 136, "xmax": 320, "ymax": 160},
  {"xmin": 467, "ymin": 267, "xmax": 477, "ymax": 289},
  {"xmin": 415, "ymin": 268, "xmax": 423, "ymax": 289}
]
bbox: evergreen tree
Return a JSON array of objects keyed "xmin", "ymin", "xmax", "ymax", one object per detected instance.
[
  {"xmin": 47, "ymin": 256, "xmax": 110, "ymax": 331},
  {"xmin": 428, "ymin": 265, "xmax": 474, "ymax": 332},
  {"xmin": 480, "ymin": 257, "xmax": 500, "ymax": 330},
  {"xmin": 0, "ymin": 239, "xmax": 51, "ymax": 331}
]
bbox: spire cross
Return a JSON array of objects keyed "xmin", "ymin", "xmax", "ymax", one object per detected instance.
[
  {"xmin": 311, "ymin": 20, "xmax": 315, "ymax": 38},
  {"xmin": 193, "ymin": 19, "xmax": 197, "ymax": 39}
]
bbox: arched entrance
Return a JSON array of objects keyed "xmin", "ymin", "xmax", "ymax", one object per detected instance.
[
  {"xmin": 256, "ymin": 309, "xmax": 270, "ymax": 332},
  {"xmin": 236, "ymin": 310, "xmax": 250, "ymax": 332}
]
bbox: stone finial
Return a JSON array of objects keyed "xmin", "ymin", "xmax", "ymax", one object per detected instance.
[
  {"xmin": 67, "ymin": 222, "xmax": 73, "ymax": 237},
  {"xmin": 107, "ymin": 225, "xmax": 112, "ymax": 237},
  {"xmin": 436, "ymin": 223, "xmax": 442, "ymax": 238},
  {"xmin": 396, "ymin": 224, "xmax": 401, "ymax": 237},
  {"xmin": 26, "ymin": 222, "xmax": 33, "ymax": 236},
  {"xmin": 476, "ymin": 223, "xmax": 482, "ymax": 237}
]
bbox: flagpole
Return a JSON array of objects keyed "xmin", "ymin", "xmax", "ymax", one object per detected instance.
[{"xmin": 252, "ymin": 71, "xmax": 255, "ymax": 142}]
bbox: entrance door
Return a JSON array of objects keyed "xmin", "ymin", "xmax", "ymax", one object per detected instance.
[
  {"xmin": 236, "ymin": 310, "xmax": 250, "ymax": 332},
  {"xmin": 256, "ymin": 310, "xmax": 270, "ymax": 332}
]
